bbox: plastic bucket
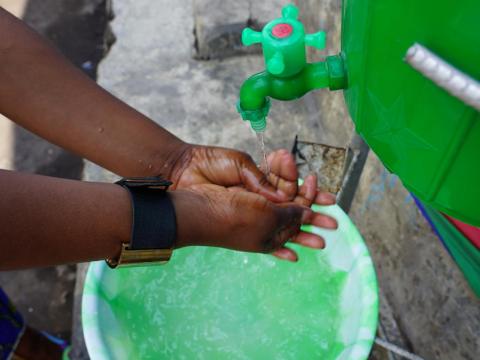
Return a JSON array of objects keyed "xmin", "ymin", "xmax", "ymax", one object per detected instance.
[{"xmin": 82, "ymin": 204, "xmax": 378, "ymax": 359}]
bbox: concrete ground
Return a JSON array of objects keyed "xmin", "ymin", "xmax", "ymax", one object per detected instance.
[{"xmin": 0, "ymin": 0, "xmax": 478, "ymax": 359}]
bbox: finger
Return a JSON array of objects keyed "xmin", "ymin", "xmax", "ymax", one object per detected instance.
[
  {"xmin": 272, "ymin": 247, "xmax": 298, "ymax": 262},
  {"xmin": 226, "ymin": 186, "xmax": 246, "ymax": 193},
  {"xmin": 265, "ymin": 149, "xmax": 298, "ymax": 201},
  {"xmin": 240, "ymin": 154, "xmax": 290, "ymax": 202},
  {"xmin": 311, "ymin": 213, "xmax": 338, "ymax": 229},
  {"xmin": 294, "ymin": 174, "xmax": 317, "ymax": 207},
  {"xmin": 265, "ymin": 150, "xmax": 285, "ymax": 175},
  {"xmin": 275, "ymin": 204, "xmax": 309, "ymax": 229},
  {"xmin": 314, "ymin": 191, "xmax": 336, "ymax": 205},
  {"xmin": 302, "ymin": 175, "xmax": 317, "ymax": 202},
  {"xmin": 291, "ymin": 232, "xmax": 325, "ymax": 249},
  {"xmin": 264, "ymin": 204, "xmax": 307, "ymax": 251},
  {"xmin": 266, "ymin": 149, "xmax": 297, "ymax": 180}
]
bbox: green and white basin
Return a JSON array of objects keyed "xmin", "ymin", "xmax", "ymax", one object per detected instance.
[{"xmin": 82, "ymin": 204, "xmax": 378, "ymax": 359}]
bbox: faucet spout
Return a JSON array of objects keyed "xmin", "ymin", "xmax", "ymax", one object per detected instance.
[
  {"xmin": 237, "ymin": 71, "xmax": 271, "ymax": 132},
  {"xmin": 237, "ymin": 55, "xmax": 346, "ymax": 132}
]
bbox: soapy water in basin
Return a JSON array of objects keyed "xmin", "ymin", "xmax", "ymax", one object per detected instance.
[{"xmin": 83, "ymin": 205, "xmax": 379, "ymax": 360}]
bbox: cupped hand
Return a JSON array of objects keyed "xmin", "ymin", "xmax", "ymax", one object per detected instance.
[
  {"xmin": 170, "ymin": 145, "xmax": 298, "ymax": 203},
  {"xmin": 170, "ymin": 146, "xmax": 338, "ymax": 261}
]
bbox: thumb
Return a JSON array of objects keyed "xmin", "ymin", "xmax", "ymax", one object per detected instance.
[{"xmin": 239, "ymin": 153, "xmax": 289, "ymax": 203}]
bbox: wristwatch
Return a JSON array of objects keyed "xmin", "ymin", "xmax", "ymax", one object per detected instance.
[{"xmin": 106, "ymin": 176, "xmax": 177, "ymax": 268}]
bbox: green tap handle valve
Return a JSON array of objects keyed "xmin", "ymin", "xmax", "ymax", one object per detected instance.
[
  {"xmin": 237, "ymin": 3, "xmax": 346, "ymax": 132},
  {"xmin": 242, "ymin": 28, "xmax": 263, "ymax": 46}
]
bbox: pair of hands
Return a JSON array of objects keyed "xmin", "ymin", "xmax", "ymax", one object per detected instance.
[{"xmin": 166, "ymin": 144, "xmax": 337, "ymax": 261}]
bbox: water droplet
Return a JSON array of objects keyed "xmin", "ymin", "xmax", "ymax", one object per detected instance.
[
  {"xmin": 148, "ymin": 164, "xmax": 153, "ymax": 170},
  {"xmin": 82, "ymin": 60, "xmax": 94, "ymax": 70},
  {"xmin": 98, "ymin": 127, "xmax": 104, "ymax": 133}
]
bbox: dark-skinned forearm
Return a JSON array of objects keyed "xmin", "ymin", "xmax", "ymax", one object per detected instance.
[
  {"xmin": 0, "ymin": 169, "xmax": 132, "ymax": 269},
  {"xmin": 0, "ymin": 8, "xmax": 188, "ymax": 178}
]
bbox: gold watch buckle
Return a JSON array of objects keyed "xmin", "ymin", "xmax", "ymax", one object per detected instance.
[{"xmin": 106, "ymin": 243, "xmax": 173, "ymax": 268}]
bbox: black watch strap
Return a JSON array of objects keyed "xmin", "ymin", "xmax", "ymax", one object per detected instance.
[{"xmin": 116, "ymin": 176, "xmax": 177, "ymax": 251}]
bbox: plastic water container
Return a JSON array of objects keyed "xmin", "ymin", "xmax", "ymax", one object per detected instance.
[{"xmin": 342, "ymin": 0, "xmax": 480, "ymax": 226}]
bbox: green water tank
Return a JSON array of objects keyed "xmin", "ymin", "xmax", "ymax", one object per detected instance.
[{"xmin": 341, "ymin": 0, "xmax": 480, "ymax": 226}]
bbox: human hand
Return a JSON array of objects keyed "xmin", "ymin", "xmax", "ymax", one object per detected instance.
[
  {"xmin": 169, "ymin": 145, "xmax": 298, "ymax": 203},
  {"xmin": 264, "ymin": 150, "xmax": 338, "ymax": 261},
  {"xmin": 170, "ymin": 184, "xmax": 311, "ymax": 254},
  {"xmin": 170, "ymin": 148, "xmax": 337, "ymax": 261}
]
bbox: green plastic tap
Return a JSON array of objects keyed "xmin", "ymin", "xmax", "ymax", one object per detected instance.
[{"xmin": 237, "ymin": 3, "xmax": 346, "ymax": 132}]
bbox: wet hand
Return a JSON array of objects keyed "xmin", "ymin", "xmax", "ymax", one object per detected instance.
[
  {"xmin": 169, "ymin": 145, "xmax": 298, "ymax": 202},
  {"xmin": 170, "ymin": 184, "xmax": 310, "ymax": 254},
  {"xmin": 170, "ymin": 146, "xmax": 338, "ymax": 261},
  {"xmin": 265, "ymin": 150, "xmax": 338, "ymax": 262}
]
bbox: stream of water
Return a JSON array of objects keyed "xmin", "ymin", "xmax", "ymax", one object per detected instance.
[{"xmin": 256, "ymin": 132, "xmax": 270, "ymax": 177}]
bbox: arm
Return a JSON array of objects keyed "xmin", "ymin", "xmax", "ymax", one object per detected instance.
[
  {"xmin": 0, "ymin": 7, "xmax": 186, "ymax": 178},
  {"xmin": 0, "ymin": 169, "xmax": 131, "ymax": 269},
  {"xmin": 0, "ymin": 8, "xmax": 291, "ymax": 202},
  {"xmin": 0, "ymin": 169, "xmax": 308, "ymax": 270}
]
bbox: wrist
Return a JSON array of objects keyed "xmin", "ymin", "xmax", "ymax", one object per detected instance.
[
  {"xmin": 107, "ymin": 177, "xmax": 176, "ymax": 268},
  {"xmin": 106, "ymin": 184, "xmax": 133, "ymax": 260},
  {"xmin": 150, "ymin": 140, "xmax": 193, "ymax": 183},
  {"xmin": 169, "ymin": 189, "xmax": 208, "ymax": 249}
]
